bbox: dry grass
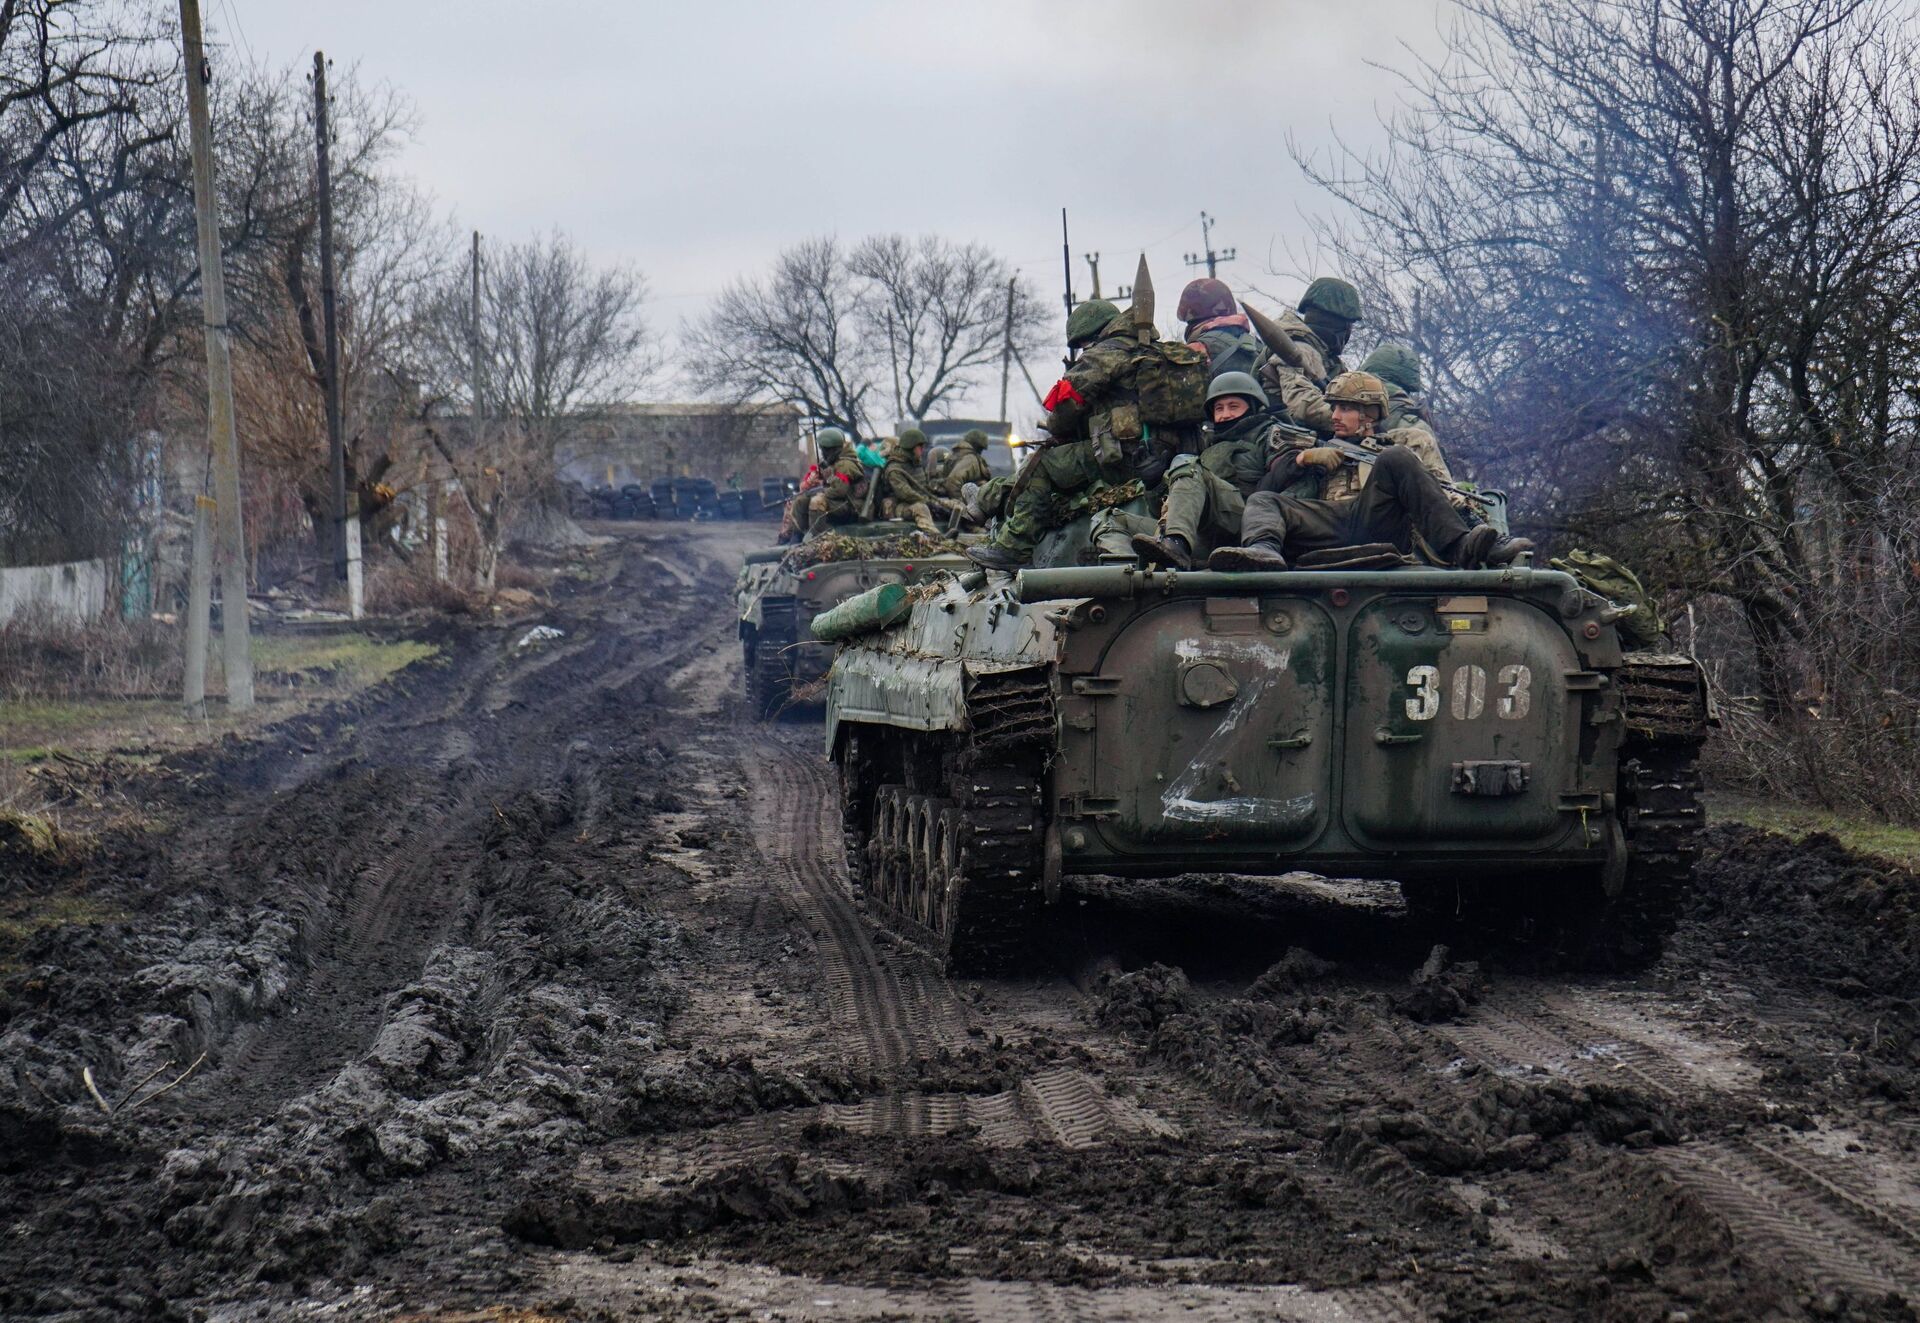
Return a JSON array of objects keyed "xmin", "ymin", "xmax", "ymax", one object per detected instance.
[{"xmin": 0, "ymin": 610, "xmax": 182, "ymax": 702}]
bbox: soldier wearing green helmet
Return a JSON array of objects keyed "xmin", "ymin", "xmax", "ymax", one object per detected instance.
[
  {"xmin": 968, "ymin": 290, "xmax": 1206, "ymax": 571},
  {"xmin": 1252, "ymin": 276, "xmax": 1364, "ymax": 436},
  {"xmin": 781, "ymin": 425, "xmax": 869, "ymax": 540},
  {"xmin": 940, "ymin": 428, "xmax": 992, "ymax": 497},
  {"xmin": 1127, "ymin": 371, "xmax": 1314, "ymax": 571}
]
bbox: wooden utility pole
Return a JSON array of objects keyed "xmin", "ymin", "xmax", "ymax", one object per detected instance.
[
  {"xmin": 885, "ymin": 307, "xmax": 903, "ymax": 427},
  {"xmin": 313, "ymin": 51, "xmax": 346, "ymax": 584},
  {"xmin": 179, "ymin": 0, "xmax": 254, "ymax": 711},
  {"xmin": 998, "ymin": 277, "xmax": 1016, "ymax": 425}
]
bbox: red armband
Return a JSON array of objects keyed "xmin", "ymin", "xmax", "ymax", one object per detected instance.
[{"xmin": 1043, "ymin": 378, "xmax": 1085, "ymax": 411}]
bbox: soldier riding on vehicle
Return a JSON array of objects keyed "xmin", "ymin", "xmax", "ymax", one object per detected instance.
[
  {"xmin": 1126, "ymin": 371, "xmax": 1315, "ymax": 570},
  {"xmin": 1209, "ymin": 370, "xmax": 1532, "ymax": 571},
  {"xmin": 967, "ymin": 265, "xmax": 1208, "ymax": 571},
  {"xmin": 1178, "ymin": 277, "xmax": 1262, "ymax": 377}
]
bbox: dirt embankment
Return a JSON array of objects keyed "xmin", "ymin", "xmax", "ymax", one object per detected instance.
[{"xmin": 3, "ymin": 521, "xmax": 1918, "ymax": 1322}]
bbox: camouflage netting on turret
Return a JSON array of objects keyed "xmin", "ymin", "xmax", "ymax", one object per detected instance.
[{"xmin": 780, "ymin": 529, "xmax": 968, "ymax": 570}]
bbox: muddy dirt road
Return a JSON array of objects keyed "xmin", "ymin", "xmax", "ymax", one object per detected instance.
[{"xmin": 4, "ymin": 522, "xmax": 1919, "ymax": 1321}]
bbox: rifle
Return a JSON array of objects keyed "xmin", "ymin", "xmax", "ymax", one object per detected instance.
[{"xmin": 859, "ymin": 453, "xmax": 883, "ymax": 520}]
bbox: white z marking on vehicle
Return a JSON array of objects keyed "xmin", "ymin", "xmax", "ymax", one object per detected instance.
[{"xmin": 1161, "ymin": 640, "xmax": 1315, "ymax": 827}]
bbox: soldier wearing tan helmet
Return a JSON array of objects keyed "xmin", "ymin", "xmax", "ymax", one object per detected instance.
[{"xmin": 1210, "ymin": 371, "xmax": 1532, "ymax": 571}]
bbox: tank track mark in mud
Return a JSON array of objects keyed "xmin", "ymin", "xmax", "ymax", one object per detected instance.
[
  {"xmin": 824, "ymin": 563, "xmax": 1715, "ymax": 973},
  {"xmin": 839, "ymin": 670, "xmax": 1050, "ymax": 972}
]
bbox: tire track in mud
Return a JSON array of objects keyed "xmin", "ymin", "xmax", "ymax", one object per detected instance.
[
  {"xmin": 1439, "ymin": 985, "xmax": 1920, "ymax": 1298},
  {"xmin": 742, "ymin": 731, "xmax": 1177, "ymax": 1151}
]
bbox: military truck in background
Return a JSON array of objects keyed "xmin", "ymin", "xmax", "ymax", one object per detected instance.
[
  {"xmin": 734, "ymin": 522, "xmax": 971, "ymax": 719},
  {"xmin": 822, "ymin": 560, "xmax": 1710, "ymax": 971}
]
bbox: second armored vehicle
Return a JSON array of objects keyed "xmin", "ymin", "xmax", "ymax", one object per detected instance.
[{"xmin": 734, "ymin": 522, "xmax": 970, "ymax": 719}]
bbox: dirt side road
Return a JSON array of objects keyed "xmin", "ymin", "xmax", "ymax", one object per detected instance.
[{"xmin": 3, "ymin": 523, "xmax": 1917, "ymax": 1322}]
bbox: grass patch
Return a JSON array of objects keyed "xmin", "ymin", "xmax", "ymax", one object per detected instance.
[
  {"xmin": 253, "ymin": 633, "xmax": 438, "ymax": 688},
  {"xmin": 0, "ymin": 890, "xmax": 126, "ymax": 963},
  {"xmin": 1708, "ymin": 792, "xmax": 1920, "ymax": 871}
]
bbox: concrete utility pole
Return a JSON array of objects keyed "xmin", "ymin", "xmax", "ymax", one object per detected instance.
[
  {"xmin": 1083, "ymin": 252, "xmax": 1102, "ymax": 300},
  {"xmin": 179, "ymin": 0, "xmax": 253, "ymax": 711},
  {"xmin": 1183, "ymin": 210, "xmax": 1237, "ymax": 280},
  {"xmin": 313, "ymin": 51, "xmax": 346, "ymax": 584}
]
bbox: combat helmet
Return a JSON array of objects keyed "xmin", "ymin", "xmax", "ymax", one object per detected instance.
[
  {"xmin": 957, "ymin": 428, "xmax": 989, "ymax": 451},
  {"xmin": 1205, "ymin": 370, "xmax": 1269, "ymax": 410},
  {"xmin": 1324, "ymin": 371, "xmax": 1389, "ymax": 412},
  {"xmin": 899, "ymin": 426, "xmax": 928, "ymax": 453},
  {"xmin": 1177, "ymin": 276, "xmax": 1236, "ymax": 324},
  {"xmin": 1299, "ymin": 277, "xmax": 1363, "ymax": 324},
  {"xmin": 816, "ymin": 426, "xmax": 848, "ymax": 453},
  {"xmin": 1360, "ymin": 343, "xmax": 1422, "ymax": 394},
  {"xmin": 1066, "ymin": 298, "xmax": 1120, "ymax": 348}
]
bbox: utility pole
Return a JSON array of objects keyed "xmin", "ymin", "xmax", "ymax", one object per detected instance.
[
  {"xmin": 1082, "ymin": 252, "xmax": 1101, "ymax": 300},
  {"xmin": 997, "ymin": 276, "xmax": 1015, "ymax": 425},
  {"xmin": 312, "ymin": 51, "xmax": 346, "ymax": 584},
  {"xmin": 885, "ymin": 307, "xmax": 904, "ymax": 426},
  {"xmin": 469, "ymin": 230, "xmax": 484, "ymax": 422},
  {"xmin": 179, "ymin": 0, "xmax": 253, "ymax": 712},
  {"xmin": 1183, "ymin": 210, "xmax": 1237, "ymax": 280}
]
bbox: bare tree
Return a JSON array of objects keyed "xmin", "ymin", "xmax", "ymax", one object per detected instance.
[
  {"xmin": 685, "ymin": 234, "xmax": 1046, "ymax": 438},
  {"xmin": 1295, "ymin": 0, "xmax": 1920, "ymax": 815}
]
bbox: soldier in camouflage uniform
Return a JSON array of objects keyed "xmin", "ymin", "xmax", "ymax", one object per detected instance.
[
  {"xmin": 875, "ymin": 432, "xmax": 945, "ymax": 534},
  {"xmin": 807, "ymin": 428, "xmax": 873, "ymax": 531},
  {"xmin": 941, "ymin": 429, "xmax": 993, "ymax": 497},
  {"xmin": 1210, "ymin": 372, "xmax": 1532, "ymax": 571},
  {"xmin": 1255, "ymin": 276, "xmax": 1363, "ymax": 435},
  {"xmin": 967, "ymin": 299, "xmax": 1198, "ymax": 571},
  {"xmin": 1281, "ymin": 340, "xmax": 1434, "ymax": 439},
  {"xmin": 1127, "ymin": 372, "xmax": 1314, "ymax": 570},
  {"xmin": 783, "ymin": 428, "xmax": 853, "ymax": 540},
  {"xmin": 1178, "ymin": 277, "xmax": 1261, "ymax": 377}
]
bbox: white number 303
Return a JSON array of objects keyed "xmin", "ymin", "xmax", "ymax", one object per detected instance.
[{"xmin": 1405, "ymin": 664, "xmax": 1532, "ymax": 721}]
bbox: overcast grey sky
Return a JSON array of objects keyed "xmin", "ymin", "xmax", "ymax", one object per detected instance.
[{"xmin": 222, "ymin": 0, "xmax": 1445, "ymax": 421}]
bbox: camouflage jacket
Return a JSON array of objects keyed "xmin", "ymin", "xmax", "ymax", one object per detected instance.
[
  {"xmin": 1198, "ymin": 413, "xmax": 1289, "ymax": 495},
  {"xmin": 1042, "ymin": 316, "xmax": 1158, "ymax": 443},
  {"xmin": 941, "ymin": 447, "xmax": 991, "ymax": 496},
  {"xmin": 1254, "ymin": 309, "xmax": 1347, "ymax": 434},
  {"xmin": 817, "ymin": 453, "xmax": 871, "ymax": 514},
  {"xmin": 1258, "ymin": 425, "xmax": 1456, "ymax": 505},
  {"xmin": 1187, "ymin": 315, "xmax": 1262, "ymax": 378},
  {"xmin": 878, "ymin": 446, "xmax": 937, "ymax": 507}
]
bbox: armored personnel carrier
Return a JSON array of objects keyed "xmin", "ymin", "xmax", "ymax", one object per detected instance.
[
  {"xmin": 823, "ymin": 561, "xmax": 1709, "ymax": 970},
  {"xmin": 734, "ymin": 522, "xmax": 970, "ymax": 719}
]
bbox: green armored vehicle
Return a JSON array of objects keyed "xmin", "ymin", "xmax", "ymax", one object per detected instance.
[
  {"xmin": 823, "ymin": 562, "xmax": 1709, "ymax": 969},
  {"xmin": 734, "ymin": 523, "xmax": 970, "ymax": 719}
]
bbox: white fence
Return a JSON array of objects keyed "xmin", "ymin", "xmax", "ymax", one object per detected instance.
[{"xmin": 0, "ymin": 558, "xmax": 112, "ymax": 627}]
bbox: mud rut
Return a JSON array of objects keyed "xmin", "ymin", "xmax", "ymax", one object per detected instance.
[{"xmin": 4, "ymin": 523, "xmax": 1918, "ymax": 1322}]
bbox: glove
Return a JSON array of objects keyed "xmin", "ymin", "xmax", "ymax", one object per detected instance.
[{"xmin": 1295, "ymin": 447, "xmax": 1345, "ymax": 471}]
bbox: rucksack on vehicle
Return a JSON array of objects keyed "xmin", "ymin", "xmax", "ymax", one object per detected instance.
[{"xmin": 1550, "ymin": 548, "xmax": 1666, "ymax": 649}]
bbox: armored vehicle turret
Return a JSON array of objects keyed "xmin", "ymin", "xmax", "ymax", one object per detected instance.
[
  {"xmin": 733, "ymin": 522, "xmax": 970, "ymax": 719},
  {"xmin": 823, "ymin": 562, "xmax": 1710, "ymax": 970}
]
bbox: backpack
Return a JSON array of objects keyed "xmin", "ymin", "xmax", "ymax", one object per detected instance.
[
  {"xmin": 1549, "ymin": 548, "xmax": 1666, "ymax": 649},
  {"xmin": 1132, "ymin": 338, "xmax": 1210, "ymax": 426}
]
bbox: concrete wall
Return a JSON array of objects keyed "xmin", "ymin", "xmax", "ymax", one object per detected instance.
[{"xmin": 0, "ymin": 558, "xmax": 112, "ymax": 627}]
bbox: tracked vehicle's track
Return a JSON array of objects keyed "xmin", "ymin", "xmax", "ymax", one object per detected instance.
[
  {"xmin": 844, "ymin": 669, "xmax": 1050, "ymax": 971},
  {"xmin": 747, "ymin": 598, "xmax": 796, "ymax": 719}
]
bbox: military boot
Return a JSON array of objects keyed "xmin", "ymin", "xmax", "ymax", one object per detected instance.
[
  {"xmin": 1130, "ymin": 532, "xmax": 1193, "ymax": 570},
  {"xmin": 1208, "ymin": 539, "xmax": 1289, "ymax": 572},
  {"xmin": 966, "ymin": 544, "xmax": 1028, "ymax": 571},
  {"xmin": 1454, "ymin": 525, "xmax": 1535, "ymax": 569}
]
